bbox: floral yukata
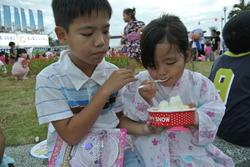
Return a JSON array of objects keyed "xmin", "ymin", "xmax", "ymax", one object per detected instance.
[
  {"xmin": 122, "ymin": 20, "xmax": 145, "ymax": 60},
  {"xmin": 123, "ymin": 69, "xmax": 235, "ymax": 167}
]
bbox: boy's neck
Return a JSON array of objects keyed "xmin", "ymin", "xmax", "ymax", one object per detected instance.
[{"xmin": 81, "ymin": 65, "xmax": 97, "ymax": 77}]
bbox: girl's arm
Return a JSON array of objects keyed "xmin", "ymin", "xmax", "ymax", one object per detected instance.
[
  {"xmin": 21, "ymin": 59, "xmax": 28, "ymax": 68},
  {"xmin": 117, "ymin": 112, "xmax": 168, "ymax": 136},
  {"xmin": 191, "ymin": 77, "xmax": 225, "ymax": 145}
]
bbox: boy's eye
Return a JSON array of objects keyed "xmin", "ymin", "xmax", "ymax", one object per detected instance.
[
  {"xmin": 81, "ymin": 33, "xmax": 92, "ymax": 37},
  {"xmin": 103, "ymin": 30, "xmax": 110, "ymax": 34}
]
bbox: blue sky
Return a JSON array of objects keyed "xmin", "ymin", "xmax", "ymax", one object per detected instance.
[{"xmin": 1, "ymin": 0, "xmax": 239, "ymax": 45}]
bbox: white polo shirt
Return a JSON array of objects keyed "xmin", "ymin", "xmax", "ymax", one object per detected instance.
[{"xmin": 35, "ymin": 50, "xmax": 123, "ymax": 158}]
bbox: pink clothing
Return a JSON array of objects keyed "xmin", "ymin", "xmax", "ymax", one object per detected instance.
[
  {"xmin": 0, "ymin": 56, "xmax": 5, "ymax": 63},
  {"xmin": 123, "ymin": 69, "xmax": 235, "ymax": 167},
  {"xmin": 205, "ymin": 46, "xmax": 212, "ymax": 55},
  {"xmin": 11, "ymin": 57, "xmax": 29, "ymax": 77}
]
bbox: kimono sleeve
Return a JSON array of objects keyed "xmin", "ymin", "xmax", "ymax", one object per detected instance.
[{"xmin": 192, "ymin": 77, "xmax": 225, "ymax": 145}]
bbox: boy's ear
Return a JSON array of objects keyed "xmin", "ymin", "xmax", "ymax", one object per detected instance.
[
  {"xmin": 185, "ymin": 49, "xmax": 192, "ymax": 63},
  {"xmin": 55, "ymin": 26, "xmax": 68, "ymax": 45}
]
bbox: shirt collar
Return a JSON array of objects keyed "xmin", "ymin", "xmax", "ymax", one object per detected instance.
[
  {"xmin": 224, "ymin": 51, "xmax": 250, "ymax": 57},
  {"xmin": 60, "ymin": 50, "xmax": 107, "ymax": 90}
]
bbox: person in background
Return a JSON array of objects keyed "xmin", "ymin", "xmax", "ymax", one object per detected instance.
[
  {"xmin": 209, "ymin": 10, "xmax": 250, "ymax": 147},
  {"xmin": 45, "ymin": 48, "xmax": 53, "ymax": 58},
  {"xmin": 11, "ymin": 49, "xmax": 30, "ymax": 80},
  {"xmin": 216, "ymin": 31, "xmax": 223, "ymax": 55},
  {"xmin": 121, "ymin": 7, "xmax": 145, "ymax": 74},
  {"xmin": 4, "ymin": 52, "xmax": 10, "ymax": 65},
  {"xmin": 0, "ymin": 127, "xmax": 3, "ymax": 166},
  {"xmin": 0, "ymin": 127, "xmax": 15, "ymax": 167},
  {"xmin": 121, "ymin": 14, "xmax": 235, "ymax": 167},
  {"xmin": 0, "ymin": 52, "xmax": 6, "ymax": 64},
  {"xmin": 8, "ymin": 42, "xmax": 16, "ymax": 64},
  {"xmin": 205, "ymin": 42, "xmax": 213, "ymax": 61},
  {"xmin": 211, "ymin": 29, "xmax": 221, "ymax": 61}
]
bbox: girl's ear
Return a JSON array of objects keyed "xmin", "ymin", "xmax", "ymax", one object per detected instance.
[{"xmin": 55, "ymin": 26, "xmax": 68, "ymax": 45}]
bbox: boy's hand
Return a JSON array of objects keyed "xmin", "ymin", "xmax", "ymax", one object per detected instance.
[
  {"xmin": 139, "ymin": 80, "xmax": 156, "ymax": 102},
  {"xmin": 102, "ymin": 68, "xmax": 137, "ymax": 94},
  {"xmin": 142, "ymin": 121, "xmax": 169, "ymax": 135}
]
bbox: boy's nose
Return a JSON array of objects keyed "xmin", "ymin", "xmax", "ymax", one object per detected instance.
[{"xmin": 95, "ymin": 35, "xmax": 105, "ymax": 47}]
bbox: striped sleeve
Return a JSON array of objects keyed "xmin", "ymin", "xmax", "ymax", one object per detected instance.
[{"xmin": 35, "ymin": 74, "xmax": 74, "ymax": 124}]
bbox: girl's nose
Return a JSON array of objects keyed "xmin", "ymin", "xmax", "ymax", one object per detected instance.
[{"xmin": 157, "ymin": 65, "xmax": 167, "ymax": 76}]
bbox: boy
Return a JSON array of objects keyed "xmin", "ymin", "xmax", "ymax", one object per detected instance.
[
  {"xmin": 209, "ymin": 11, "xmax": 250, "ymax": 147},
  {"xmin": 8, "ymin": 42, "xmax": 16, "ymax": 64},
  {"xmin": 36, "ymin": 0, "xmax": 163, "ymax": 166}
]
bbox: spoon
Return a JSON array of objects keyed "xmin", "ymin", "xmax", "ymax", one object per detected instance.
[{"xmin": 138, "ymin": 78, "xmax": 168, "ymax": 89}]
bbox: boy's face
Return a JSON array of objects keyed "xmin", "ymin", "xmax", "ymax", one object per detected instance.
[
  {"xmin": 56, "ymin": 11, "xmax": 110, "ymax": 71},
  {"xmin": 11, "ymin": 45, "xmax": 15, "ymax": 49}
]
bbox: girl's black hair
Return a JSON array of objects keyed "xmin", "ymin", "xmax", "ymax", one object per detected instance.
[
  {"xmin": 52, "ymin": 0, "xmax": 112, "ymax": 32},
  {"xmin": 123, "ymin": 7, "xmax": 136, "ymax": 21},
  {"xmin": 140, "ymin": 14, "xmax": 189, "ymax": 69},
  {"xmin": 16, "ymin": 49, "xmax": 27, "ymax": 61}
]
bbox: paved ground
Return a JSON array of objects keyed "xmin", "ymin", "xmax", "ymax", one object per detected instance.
[
  {"xmin": 4, "ymin": 137, "xmax": 250, "ymax": 167},
  {"xmin": 5, "ymin": 144, "xmax": 47, "ymax": 167}
]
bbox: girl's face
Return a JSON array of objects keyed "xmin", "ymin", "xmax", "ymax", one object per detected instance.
[
  {"xmin": 123, "ymin": 13, "xmax": 131, "ymax": 23},
  {"xmin": 20, "ymin": 53, "xmax": 27, "ymax": 58},
  {"xmin": 147, "ymin": 41, "xmax": 190, "ymax": 87}
]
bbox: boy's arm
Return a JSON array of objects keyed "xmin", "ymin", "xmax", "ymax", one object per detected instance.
[
  {"xmin": 51, "ymin": 69, "xmax": 137, "ymax": 145},
  {"xmin": 0, "ymin": 127, "xmax": 5, "ymax": 162}
]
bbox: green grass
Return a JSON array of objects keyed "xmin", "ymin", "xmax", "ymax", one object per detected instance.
[
  {"xmin": 0, "ymin": 61, "xmax": 213, "ymax": 146},
  {"xmin": 0, "ymin": 76, "xmax": 48, "ymax": 146}
]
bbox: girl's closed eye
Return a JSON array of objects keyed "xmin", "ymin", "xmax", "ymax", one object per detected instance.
[{"xmin": 166, "ymin": 61, "xmax": 176, "ymax": 65}]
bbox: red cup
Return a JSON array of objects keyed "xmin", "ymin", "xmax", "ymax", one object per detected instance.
[{"xmin": 148, "ymin": 108, "xmax": 196, "ymax": 127}]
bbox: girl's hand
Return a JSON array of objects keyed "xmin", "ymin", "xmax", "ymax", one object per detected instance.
[
  {"xmin": 142, "ymin": 121, "xmax": 169, "ymax": 135},
  {"xmin": 121, "ymin": 38, "xmax": 126, "ymax": 44},
  {"xmin": 184, "ymin": 103, "xmax": 199, "ymax": 130},
  {"xmin": 137, "ymin": 28, "xmax": 144, "ymax": 36},
  {"xmin": 102, "ymin": 68, "xmax": 137, "ymax": 95},
  {"xmin": 139, "ymin": 80, "xmax": 156, "ymax": 102}
]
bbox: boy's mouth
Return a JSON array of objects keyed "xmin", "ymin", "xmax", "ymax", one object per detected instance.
[{"xmin": 93, "ymin": 51, "xmax": 106, "ymax": 57}]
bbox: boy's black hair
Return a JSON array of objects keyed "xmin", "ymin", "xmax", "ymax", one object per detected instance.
[
  {"xmin": 52, "ymin": 0, "xmax": 112, "ymax": 32},
  {"xmin": 211, "ymin": 29, "xmax": 217, "ymax": 34},
  {"xmin": 123, "ymin": 8, "xmax": 136, "ymax": 21},
  {"xmin": 223, "ymin": 10, "xmax": 250, "ymax": 54},
  {"xmin": 140, "ymin": 14, "xmax": 189, "ymax": 69},
  {"xmin": 8, "ymin": 41, "xmax": 15, "ymax": 47}
]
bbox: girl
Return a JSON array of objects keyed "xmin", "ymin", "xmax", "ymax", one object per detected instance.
[
  {"xmin": 122, "ymin": 14, "xmax": 235, "ymax": 166},
  {"xmin": 121, "ymin": 7, "xmax": 145, "ymax": 74},
  {"xmin": 11, "ymin": 49, "xmax": 30, "ymax": 80}
]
